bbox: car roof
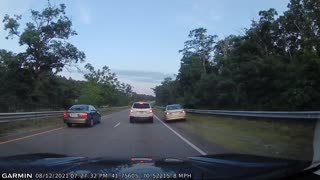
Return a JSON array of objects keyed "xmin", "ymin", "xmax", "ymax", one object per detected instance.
[{"xmin": 71, "ymin": 104, "xmax": 91, "ymax": 106}]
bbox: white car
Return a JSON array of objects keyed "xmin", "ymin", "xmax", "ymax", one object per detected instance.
[{"xmin": 129, "ymin": 102, "xmax": 154, "ymax": 123}]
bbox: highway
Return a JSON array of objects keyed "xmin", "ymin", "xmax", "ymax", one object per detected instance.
[{"xmin": 0, "ymin": 110, "xmax": 226, "ymax": 159}]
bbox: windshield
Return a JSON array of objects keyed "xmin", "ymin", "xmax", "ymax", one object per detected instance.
[
  {"xmin": 133, "ymin": 103, "xmax": 150, "ymax": 109},
  {"xmin": 167, "ymin": 105, "xmax": 183, "ymax": 110},
  {"xmin": 0, "ymin": 0, "xmax": 319, "ymax": 178},
  {"xmin": 69, "ymin": 105, "xmax": 89, "ymax": 111}
]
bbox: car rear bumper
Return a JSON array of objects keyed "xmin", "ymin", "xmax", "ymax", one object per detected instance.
[
  {"xmin": 64, "ymin": 118, "xmax": 87, "ymax": 124},
  {"xmin": 130, "ymin": 116, "xmax": 153, "ymax": 121},
  {"xmin": 165, "ymin": 115, "xmax": 186, "ymax": 121}
]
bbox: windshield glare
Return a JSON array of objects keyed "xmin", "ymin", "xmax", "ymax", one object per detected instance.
[
  {"xmin": 69, "ymin": 105, "xmax": 89, "ymax": 111},
  {"xmin": 167, "ymin": 105, "xmax": 183, "ymax": 110},
  {"xmin": 133, "ymin": 103, "xmax": 150, "ymax": 109},
  {"xmin": 0, "ymin": 0, "xmax": 319, "ymax": 178}
]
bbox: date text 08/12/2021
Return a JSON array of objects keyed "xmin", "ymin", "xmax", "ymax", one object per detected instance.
[{"xmin": 1, "ymin": 173, "xmax": 193, "ymax": 179}]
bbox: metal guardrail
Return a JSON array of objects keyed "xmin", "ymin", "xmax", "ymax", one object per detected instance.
[
  {"xmin": 0, "ymin": 111, "xmax": 64, "ymax": 123},
  {"xmin": 3, "ymin": 106, "xmax": 319, "ymax": 123},
  {"xmin": 0, "ymin": 106, "xmax": 131, "ymax": 123},
  {"xmin": 185, "ymin": 109, "xmax": 320, "ymax": 119},
  {"xmin": 156, "ymin": 106, "xmax": 320, "ymax": 119}
]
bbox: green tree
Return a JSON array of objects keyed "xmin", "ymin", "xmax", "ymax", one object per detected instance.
[
  {"xmin": 3, "ymin": 1, "xmax": 85, "ymax": 77},
  {"xmin": 154, "ymin": 77, "xmax": 178, "ymax": 106},
  {"xmin": 179, "ymin": 28, "xmax": 217, "ymax": 74},
  {"xmin": 0, "ymin": 50, "xmax": 34, "ymax": 111},
  {"xmin": 1, "ymin": 1, "xmax": 85, "ymax": 111},
  {"xmin": 78, "ymin": 81, "xmax": 104, "ymax": 106},
  {"xmin": 81, "ymin": 63, "xmax": 133, "ymax": 107},
  {"xmin": 155, "ymin": 0, "xmax": 320, "ymax": 111}
]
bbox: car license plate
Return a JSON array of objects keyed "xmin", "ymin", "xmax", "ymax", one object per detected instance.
[{"xmin": 69, "ymin": 113, "xmax": 78, "ymax": 117}]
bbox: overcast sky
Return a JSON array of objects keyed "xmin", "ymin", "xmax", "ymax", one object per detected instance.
[{"xmin": 0, "ymin": 0, "xmax": 289, "ymax": 95}]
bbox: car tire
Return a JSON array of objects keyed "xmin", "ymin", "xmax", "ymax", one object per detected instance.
[
  {"xmin": 130, "ymin": 118, "xmax": 134, "ymax": 123},
  {"xmin": 87, "ymin": 119, "xmax": 94, "ymax": 127},
  {"xmin": 150, "ymin": 117, "xmax": 153, "ymax": 123},
  {"xmin": 67, "ymin": 123, "xmax": 72, "ymax": 127}
]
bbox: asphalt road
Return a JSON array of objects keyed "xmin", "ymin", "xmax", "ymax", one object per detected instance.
[{"xmin": 0, "ymin": 110, "xmax": 216, "ymax": 160}]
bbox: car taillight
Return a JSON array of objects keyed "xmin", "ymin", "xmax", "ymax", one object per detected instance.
[
  {"xmin": 130, "ymin": 109, "xmax": 133, "ymax": 113},
  {"xmin": 149, "ymin": 110, "xmax": 153, "ymax": 113},
  {"xmin": 181, "ymin": 110, "xmax": 185, "ymax": 113},
  {"xmin": 131, "ymin": 157, "xmax": 152, "ymax": 163},
  {"xmin": 63, "ymin": 112, "xmax": 68, "ymax": 118},
  {"xmin": 81, "ymin": 112, "xmax": 88, "ymax": 118}
]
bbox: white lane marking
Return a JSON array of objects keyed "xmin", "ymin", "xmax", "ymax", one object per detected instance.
[
  {"xmin": 114, "ymin": 122, "xmax": 121, "ymax": 128},
  {"xmin": 0, "ymin": 126, "xmax": 66, "ymax": 145},
  {"xmin": 154, "ymin": 115, "xmax": 207, "ymax": 155}
]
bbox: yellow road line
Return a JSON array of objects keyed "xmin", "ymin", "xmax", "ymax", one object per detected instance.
[{"xmin": 0, "ymin": 126, "xmax": 66, "ymax": 145}]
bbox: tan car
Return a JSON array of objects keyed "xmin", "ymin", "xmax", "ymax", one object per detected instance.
[
  {"xmin": 63, "ymin": 104, "xmax": 101, "ymax": 127},
  {"xmin": 164, "ymin": 104, "xmax": 186, "ymax": 122}
]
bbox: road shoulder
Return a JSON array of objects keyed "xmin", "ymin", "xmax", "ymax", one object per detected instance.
[
  {"xmin": 154, "ymin": 109, "xmax": 229, "ymax": 155},
  {"xmin": 0, "ymin": 107, "xmax": 129, "ymax": 143}
]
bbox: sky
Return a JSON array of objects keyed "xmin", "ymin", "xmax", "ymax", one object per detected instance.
[{"xmin": 0, "ymin": 0, "xmax": 289, "ymax": 95}]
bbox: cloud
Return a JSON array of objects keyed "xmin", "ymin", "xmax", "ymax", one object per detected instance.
[
  {"xmin": 58, "ymin": 69, "xmax": 173, "ymax": 95},
  {"xmin": 119, "ymin": 79, "xmax": 157, "ymax": 95},
  {"xmin": 0, "ymin": 0, "xmax": 31, "ymax": 15},
  {"xmin": 79, "ymin": 8, "xmax": 91, "ymax": 25},
  {"xmin": 211, "ymin": 15, "xmax": 222, "ymax": 21},
  {"xmin": 113, "ymin": 69, "xmax": 174, "ymax": 84},
  {"xmin": 60, "ymin": 68, "xmax": 174, "ymax": 84},
  {"xmin": 176, "ymin": 15, "xmax": 209, "ymax": 28},
  {"xmin": 77, "ymin": 2, "xmax": 92, "ymax": 25},
  {"xmin": 114, "ymin": 70, "xmax": 175, "ymax": 95},
  {"xmin": 176, "ymin": 0, "xmax": 222, "ymax": 28}
]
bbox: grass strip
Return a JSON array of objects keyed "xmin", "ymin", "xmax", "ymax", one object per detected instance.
[{"xmin": 154, "ymin": 108, "xmax": 315, "ymax": 160}]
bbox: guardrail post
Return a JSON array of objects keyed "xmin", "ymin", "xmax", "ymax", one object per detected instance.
[{"xmin": 313, "ymin": 119, "xmax": 320, "ymax": 163}]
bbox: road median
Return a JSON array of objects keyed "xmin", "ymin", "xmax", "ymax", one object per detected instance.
[{"xmin": 0, "ymin": 106, "xmax": 129, "ymax": 138}]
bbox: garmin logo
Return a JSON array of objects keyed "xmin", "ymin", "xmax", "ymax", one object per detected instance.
[{"xmin": 2, "ymin": 173, "xmax": 32, "ymax": 179}]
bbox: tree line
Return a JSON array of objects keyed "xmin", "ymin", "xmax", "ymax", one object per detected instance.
[
  {"xmin": 154, "ymin": 0, "xmax": 320, "ymax": 111},
  {"xmin": 0, "ymin": 2, "xmax": 154, "ymax": 112}
]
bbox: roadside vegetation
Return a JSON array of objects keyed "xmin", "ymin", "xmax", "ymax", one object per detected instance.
[
  {"xmin": 0, "ymin": 117, "xmax": 62, "ymax": 138},
  {"xmin": 98, "ymin": 106, "xmax": 129, "ymax": 116},
  {"xmin": 153, "ymin": 0, "xmax": 319, "ymax": 161},
  {"xmin": 154, "ymin": 0, "xmax": 320, "ymax": 111},
  {"xmin": 0, "ymin": 1, "xmax": 154, "ymax": 113}
]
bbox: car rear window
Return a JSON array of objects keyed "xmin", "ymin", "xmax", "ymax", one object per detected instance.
[
  {"xmin": 167, "ymin": 105, "xmax": 183, "ymax": 110},
  {"xmin": 133, "ymin": 103, "xmax": 150, "ymax": 109},
  {"xmin": 69, "ymin": 105, "xmax": 89, "ymax": 111}
]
